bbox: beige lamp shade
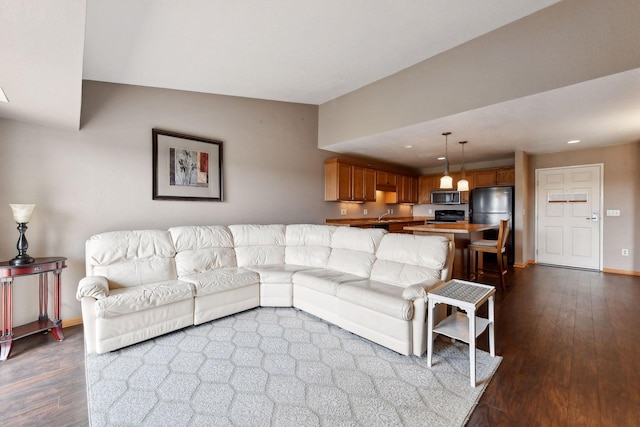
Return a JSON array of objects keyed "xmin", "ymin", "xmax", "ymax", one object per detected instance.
[
  {"xmin": 9, "ymin": 204, "xmax": 36, "ymax": 223},
  {"xmin": 457, "ymin": 178, "xmax": 469, "ymax": 191},
  {"xmin": 440, "ymin": 174, "xmax": 453, "ymax": 189}
]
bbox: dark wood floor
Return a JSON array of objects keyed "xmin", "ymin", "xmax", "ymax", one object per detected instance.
[{"xmin": 1, "ymin": 265, "xmax": 639, "ymax": 426}]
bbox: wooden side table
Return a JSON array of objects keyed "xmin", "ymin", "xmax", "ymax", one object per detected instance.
[
  {"xmin": 0, "ymin": 257, "xmax": 67, "ymax": 361},
  {"xmin": 426, "ymin": 279, "xmax": 495, "ymax": 387}
]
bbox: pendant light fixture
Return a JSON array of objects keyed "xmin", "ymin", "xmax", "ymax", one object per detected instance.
[
  {"xmin": 439, "ymin": 132, "xmax": 453, "ymax": 189},
  {"xmin": 457, "ymin": 140, "xmax": 469, "ymax": 191}
]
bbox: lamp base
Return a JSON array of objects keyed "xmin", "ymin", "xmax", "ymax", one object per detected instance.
[{"xmin": 10, "ymin": 255, "xmax": 35, "ymax": 265}]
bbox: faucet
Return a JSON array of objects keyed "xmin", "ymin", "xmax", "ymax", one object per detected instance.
[{"xmin": 377, "ymin": 212, "xmax": 390, "ymax": 221}]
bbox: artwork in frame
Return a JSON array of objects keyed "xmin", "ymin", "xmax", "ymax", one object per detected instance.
[{"xmin": 152, "ymin": 128, "xmax": 223, "ymax": 201}]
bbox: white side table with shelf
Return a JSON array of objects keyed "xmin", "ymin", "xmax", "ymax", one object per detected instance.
[{"xmin": 426, "ymin": 279, "xmax": 496, "ymax": 387}]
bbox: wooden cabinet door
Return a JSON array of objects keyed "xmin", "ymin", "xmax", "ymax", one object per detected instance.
[
  {"xmin": 352, "ymin": 166, "xmax": 365, "ymax": 202},
  {"xmin": 474, "ymin": 169, "xmax": 497, "ymax": 187},
  {"xmin": 364, "ymin": 168, "xmax": 377, "ymax": 202},
  {"xmin": 497, "ymin": 167, "xmax": 515, "ymax": 185},
  {"xmin": 352, "ymin": 166, "xmax": 378, "ymax": 202},
  {"xmin": 418, "ymin": 175, "xmax": 436, "ymax": 204},
  {"xmin": 377, "ymin": 171, "xmax": 397, "ymax": 188},
  {"xmin": 396, "ymin": 175, "xmax": 411, "ymax": 203},
  {"xmin": 337, "ymin": 162, "xmax": 353, "ymax": 200}
]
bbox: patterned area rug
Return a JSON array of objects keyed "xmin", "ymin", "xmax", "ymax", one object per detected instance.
[{"xmin": 85, "ymin": 307, "xmax": 501, "ymax": 426}]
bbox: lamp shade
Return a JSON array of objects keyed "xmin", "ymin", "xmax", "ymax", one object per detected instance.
[
  {"xmin": 440, "ymin": 175, "xmax": 453, "ymax": 189},
  {"xmin": 457, "ymin": 179, "xmax": 469, "ymax": 192},
  {"xmin": 9, "ymin": 204, "xmax": 36, "ymax": 223}
]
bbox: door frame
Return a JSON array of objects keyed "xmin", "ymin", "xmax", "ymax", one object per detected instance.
[{"xmin": 534, "ymin": 163, "xmax": 604, "ymax": 271}]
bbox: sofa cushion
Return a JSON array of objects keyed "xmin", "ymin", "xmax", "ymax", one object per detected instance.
[
  {"xmin": 169, "ymin": 225, "xmax": 237, "ymax": 276},
  {"xmin": 245, "ymin": 264, "xmax": 315, "ymax": 284},
  {"xmin": 180, "ymin": 267, "xmax": 260, "ymax": 296},
  {"xmin": 87, "ymin": 230, "xmax": 178, "ymax": 288},
  {"xmin": 370, "ymin": 234, "xmax": 450, "ymax": 286},
  {"xmin": 285, "ymin": 224, "xmax": 335, "ymax": 268},
  {"xmin": 327, "ymin": 227, "xmax": 386, "ymax": 278},
  {"xmin": 337, "ymin": 280, "xmax": 414, "ymax": 321},
  {"xmin": 94, "ymin": 280, "xmax": 193, "ymax": 319},
  {"xmin": 293, "ymin": 268, "xmax": 365, "ymax": 296},
  {"xmin": 229, "ymin": 224, "xmax": 286, "ymax": 267}
]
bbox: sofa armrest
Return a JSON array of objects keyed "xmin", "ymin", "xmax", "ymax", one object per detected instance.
[
  {"xmin": 76, "ymin": 276, "xmax": 110, "ymax": 300},
  {"xmin": 401, "ymin": 279, "xmax": 444, "ymax": 301}
]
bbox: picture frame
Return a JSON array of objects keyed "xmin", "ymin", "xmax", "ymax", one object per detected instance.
[{"xmin": 152, "ymin": 128, "xmax": 223, "ymax": 201}]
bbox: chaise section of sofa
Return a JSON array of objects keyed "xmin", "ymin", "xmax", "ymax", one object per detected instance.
[{"xmin": 336, "ymin": 233, "xmax": 453, "ymax": 356}]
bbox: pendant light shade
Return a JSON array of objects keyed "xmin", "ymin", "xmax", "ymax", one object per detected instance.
[
  {"xmin": 439, "ymin": 132, "xmax": 453, "ymax": 189},
  {"xmin": 457, "ymin": 140, "xmax": 469, "ymax": 191},
  {"xmin": 440, "ymin": 174, "xmax": 453, "ymax": 189}
]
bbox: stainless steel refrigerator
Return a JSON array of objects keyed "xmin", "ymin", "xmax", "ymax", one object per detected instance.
[{"xmin": 469, "ymin": 186, "xmax": 514, "ymax": 264}]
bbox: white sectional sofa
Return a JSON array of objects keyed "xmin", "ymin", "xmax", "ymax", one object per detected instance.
[{"xmin": 77, "ymin": 224, "xmax": 454, "ymax": 357}]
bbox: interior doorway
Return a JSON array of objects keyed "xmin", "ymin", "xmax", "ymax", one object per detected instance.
[{"xmin": 535, "ymin": 164, "xmax": 603, "ymax": 270}]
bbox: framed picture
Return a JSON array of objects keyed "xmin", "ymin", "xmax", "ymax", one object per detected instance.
[{"xmin": 152, "ymin": 128, "xmax": 223, "ymax": 201}]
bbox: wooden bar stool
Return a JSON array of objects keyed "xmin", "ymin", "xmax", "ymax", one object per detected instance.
[{"xmin": 467, "ymin": 219, "xmax": 510, "ymax": 290}]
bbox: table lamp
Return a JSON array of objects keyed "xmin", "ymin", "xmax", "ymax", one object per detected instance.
[{"xmin": 9, "ymin": 204, "xmax": 36, "ymax": 265}]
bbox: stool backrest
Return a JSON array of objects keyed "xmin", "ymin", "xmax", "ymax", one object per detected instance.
[{"xmin": 497, "ymin": 219, "xmax": 510, "ymax": 253}]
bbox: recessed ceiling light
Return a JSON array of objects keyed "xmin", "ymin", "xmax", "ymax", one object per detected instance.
[
  {"xmin": 0, "ymin": 87, "xmax": 8, "ymax": 103},
  {"xmin": 437, "ymin": 156, "xmax": 446, "ymax": 160},
  {"xmin": 567, "ymin": 139, "xmax": 580, "ymax": 144},
  {"xmin": 404, "ymin": 145, "xmax": 413, "ymax": 149}
]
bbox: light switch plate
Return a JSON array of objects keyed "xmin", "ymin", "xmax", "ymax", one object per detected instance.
[{"xmin": 606, "ymin": 209, "xmax": 621, "ymax": 216}]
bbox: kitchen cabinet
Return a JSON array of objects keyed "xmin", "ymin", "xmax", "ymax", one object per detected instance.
[
  {"xmin": 496, "ymin": 167, "xmax": 515, "ymax": 185},
  {"xmin": 376, "ymin": 171, "xmax": 397, "ymax": 190},
  {"xmin": 355, "ymin": 167, "xmax": 377, "ymax": 202},
  {"xmin": 398, "ymin": 175, "xmax": 418, "ymax": 204},
  {"xmin": 325, "ymin": 159, "xmax": 376, "ymax": 202},
  {"xmin": 473, "ymin": 169, "xmax": 497, "ymax": 187},
  {"xmin": 386, "ymin": 175, "xmax": 418, "ymax": 204},
  {"xmin": 473, "ymin": 167, "xmax": 515, "ymax": 187},
  {"xmin": 418, "ymin": 175, "xmax": 438, "ymax": 204}
]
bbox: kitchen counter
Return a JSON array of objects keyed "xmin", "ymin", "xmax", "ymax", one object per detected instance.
[
  {"xmin": 403, "ymin": 223, "xmax": 497, "ymax": 235},
  {"xmin": 325, "ymin": 216, "xmax": 432, "ymax": 233},
  {"xmin": 325, "ymin": 216, "xmax": 431, "ymax": 227}
]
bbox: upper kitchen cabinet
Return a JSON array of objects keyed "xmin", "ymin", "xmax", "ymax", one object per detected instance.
[
  {"xmin": 376, "ymin": 170, "xmax": 397, "ymax": 191},
  {"xmin": 473, "ymin": 169, "xmax": 497, "ymax": 187},
  {"xmin": 399, "ymin": 175, "xmax": 418, "ymax": 204},
  {"xmin": 325, "ymin": 158, "xmax": 376, "ymax": 202},
  {"xmin": 418, "ymin": 175, "xmax": 438, "ymax": 204},
  {"xmin": 496, "ymin": 167, "xmax": 515, "ymax": 185},
  {"xmin": 386, "ymin": 174, "xmax": 418, "ymax": 204},
  {"xmin": 474, "ymin": 167, "xmax": 515, "ymax": 187}
]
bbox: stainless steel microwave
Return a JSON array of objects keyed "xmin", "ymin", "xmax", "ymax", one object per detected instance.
[{"xmin": 431, "ymin": 190, "xmax": 461, "ymax": 205}]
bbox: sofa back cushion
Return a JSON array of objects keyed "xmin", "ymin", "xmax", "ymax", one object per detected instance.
[
  {"xmin": 229, "ymin": 224, "xmax": 286, "ymax": 267},
  {"xmin": 327, "ymin": 227, "xmax": 386, "ymax": 278},
  {"xmin": 86, "ymin": 230, "xmax": 177, "ymax": 289},
  {"xmin": 371, "ymin": 234, "xmax": 450, "ymax": 286},
  {"xmin": 168, "ymin": 226, "xmax": 237, "ymax": 276},
  {"xmin": 285, "ymin": 224, "xmax": 336, "ymax": 268}
]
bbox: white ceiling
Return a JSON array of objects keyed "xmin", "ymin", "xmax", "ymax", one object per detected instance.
[{"xmin": 2, "ymin": 0, "xmax": 639, "ymax": 171}]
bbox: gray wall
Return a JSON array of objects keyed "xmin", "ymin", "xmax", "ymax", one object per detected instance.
[
  {"xmin": 0, "ymin": 81, "xmax": 336, "ymax": 325},
  {"xmin": 318, "ymin": 0, "xmax": 640, "ymax": 148}
]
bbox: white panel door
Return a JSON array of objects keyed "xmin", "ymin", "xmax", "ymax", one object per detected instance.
[{"xmin": 536, "ymin": 165, "xmax": 602, "ymax": 269}]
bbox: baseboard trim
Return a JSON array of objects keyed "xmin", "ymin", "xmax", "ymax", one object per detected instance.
[
  {"xmin": 62, "ymin": 317, "xmax": 83, "ymax": 328},
  {"xmin": 513, "ymin": 260, "xmax": 535, "ymax": 269},
  {"xmin": 602, "ymin": 268, "xmax": 640, "ymax": 277}
]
